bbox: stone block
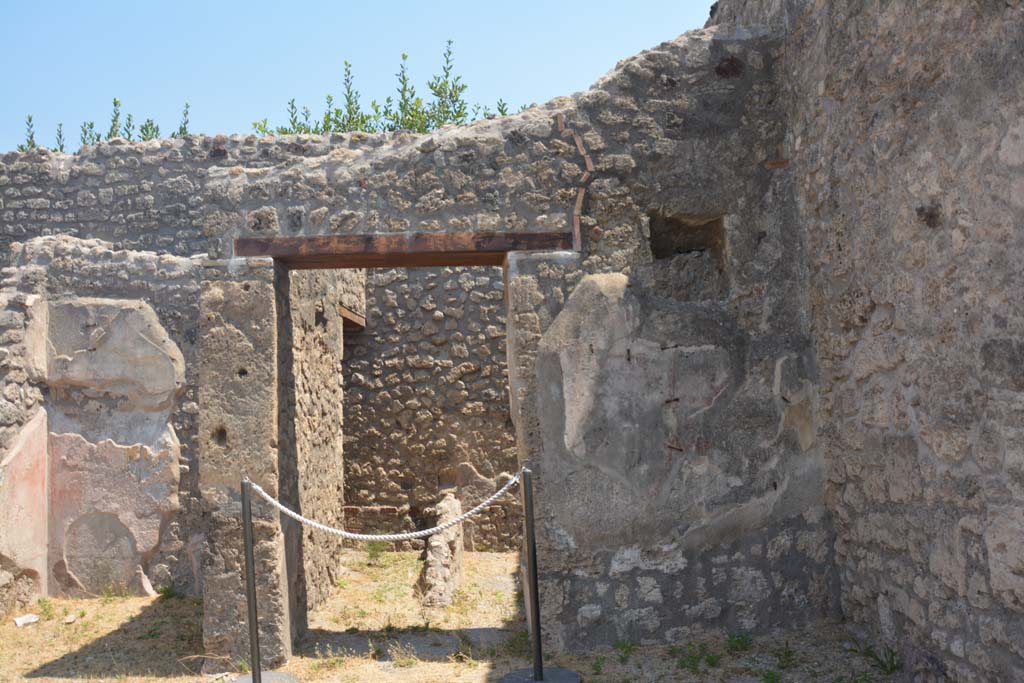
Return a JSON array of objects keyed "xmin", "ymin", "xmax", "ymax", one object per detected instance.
[{"xmin": 418, "ymin": 493, "xmax": 464, "ymax": 607}]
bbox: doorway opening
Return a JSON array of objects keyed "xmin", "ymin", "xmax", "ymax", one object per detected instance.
[{"xmin": 236, "ymin": 231, "xmax": 572, "ymax": 673}]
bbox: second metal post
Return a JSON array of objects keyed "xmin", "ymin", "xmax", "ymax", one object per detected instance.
[
  {"xmin": 522, "ymin": 468, "xmax": 544, "ymax": 682},
  {"xmin": 241, "ymin": 479, "xmax": 263, "ymax": 683}
]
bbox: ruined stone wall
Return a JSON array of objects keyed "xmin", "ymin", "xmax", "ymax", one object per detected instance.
[
  {"xmin": 2, "ymin": 20, "xmax": 842, "ymax": 666},
  {"xmin": 0, "ymin": 138, "xmax": 368, "ymax": 318},
  {"xmin": 188, "ymin": 24, "xmax": 837, "ymax": 653},
  {"xmin": 0, "ymin": 252, "xmax": 47, "ymax": 615},
  {"xmin": 0, "ymin": 139, "xmax": 364, "ymax": 593},
  {"xmin": 0, "ymin": 135, "xmax": 365, "ymax": 274},
  {"xmin": 198, "ymin": 259, "xmax": 293, "ymax": 667},
  {"xmin": 0, "ymin": 134, "xmax": 519, "ymax": 555},
  {"xmin": 10, "ymin": 9, "xmax": 1018, "ymax": 673},
  {"xmin": 711, "ymin": 2, "xmax": 1024, "ymax": 681},
  {"xmin": 343, "ymin": 265, "xmax": 520, "ymax": 551},
  {"xmin": 84, "ymin": 22, "xmax": 839, "ymax": 658},
  {"xmin": 0, "ymin": 236, "xmax": 202, "ymax": 604},
  {"xmin": 506, "ymin": 27, "xmax": 840, "ymax": 650},
  {"xmin": 277, "ymin": 267, "xmax": 347, "ymax": 634}
]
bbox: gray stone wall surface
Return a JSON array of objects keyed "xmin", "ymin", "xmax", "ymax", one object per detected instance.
[
  {"xmin": 198, "ymin": 259, "xmax": 292, "ymax": 668},
  {"xmin": 497, "ymin": 27, "xmax": 837, "ymax": 652},
  {"xmin": 2, "ymin": 237, "xmax": 204, "ymax": 596},
  {"xmin": 711, "ymin": 1, "xmax": 1024, "ymax": 681},
  {"xmin": 343, "ymin": 265, "xmax": 521, "ymax": 551},
  {"xmin": 0, "ymin": 245, "xmax": 48, "ymax": 614},
  {"xmin": 277, "ymin": 266, "xmax": 348, "ymax": 637},
  {"xmin": 0, "ymin": 244, "xmax": 46, "ymax": 473},
  {"xmin": 1, "ymin": 22, "xmax": 841, "ymax": 661}
]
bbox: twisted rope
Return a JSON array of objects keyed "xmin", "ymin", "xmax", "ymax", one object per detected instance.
[{"xmin": 248, "ymin": 468, "xmax": 524, "ymax": 542}]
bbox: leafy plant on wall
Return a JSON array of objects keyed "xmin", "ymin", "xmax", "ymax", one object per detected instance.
[{"xmin": 18, "ymin": 41, "xmax": 515, "ymax": 153}]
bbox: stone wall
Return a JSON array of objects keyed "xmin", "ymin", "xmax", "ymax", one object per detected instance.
[
  {"xmin": 0, "ymin": 237, "xmax": 203, "ymax": 598},
  {"xmin": 711, "ymin": 1, "xmax": 1024, "ymax": 681},
  {"xmin": 0, "ymin": 138, "xmax": 366, "ymax": 604},
  {"xmin": 0, "ymin": 135, "xmax": 512, "ymax": 561},
  {"xmin": 494, "ymin": 26, "xmax": 838, "ymax": 651},
  {"xmin": 343, "ymin": 265, "xmax": 520, "ymax": 551},
  {"xmin": 197, "ymin": 259, "xmax": 292, "ymax": 666},
  {"xmin": 2, "ymin": 5, "xmax": 1020, "ymax": 679},
  {"xmin": 0, "ymin": 133, "xmax": 368, "ymax": 276},
  {"xmin": 0, "ymin": 259, "xmax": 47, "ymax": 613},
  {"xmin": 2, "ymin": 22, "xmax": 840, "ymax": 661},
  {"xmin": 277, "ymin": 267, "xmax": 348, "ymax": 635}
]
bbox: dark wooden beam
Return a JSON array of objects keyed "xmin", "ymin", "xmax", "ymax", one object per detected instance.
[
  {"xmin": 233, "ymin": 231, "xmax": 574, "ymax": 269},
  {"xmin": 338, "ymin": 305, "xmax": 366, "ymax": 333}
]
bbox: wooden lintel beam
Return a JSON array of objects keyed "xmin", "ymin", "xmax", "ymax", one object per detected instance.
[
  {"xmin": 233, "ymin": 231, "xmax": 574, "ymax": 269},
  {"xmin": 338, "ymin": 305, "xmax": 366, "ymax": 332}
]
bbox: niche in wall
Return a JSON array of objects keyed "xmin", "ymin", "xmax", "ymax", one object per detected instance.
[{"xmin": 648, "ymin": 211, "xmax": 728, "ymax": 301}]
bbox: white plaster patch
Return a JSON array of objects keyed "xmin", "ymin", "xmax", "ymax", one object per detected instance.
[
  {"xmin": 637, "ymin": 576, "xmax": 664, "ymax": 604},
  {"xmin": 609, "ymin": 543, "xmax": 688, "ymax": 576},
  {"xmin": 576, "ymin": 603, "xmax": 602, "ymax": 627}
]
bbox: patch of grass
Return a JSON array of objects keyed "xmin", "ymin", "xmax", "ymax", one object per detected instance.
[
  {"xmin": 856, "ymin": 642, "xmax": 902, "ymax": 674},
  {"xmin": 727, "ymin": 632, "xmax": 753, "ymax": 653},
  {"xmin": 99, "ymin": 583, "xmax": 130, "ymax": 604},
  {"xmin": 449, "ymin": 588, "xmax": 475, "ymax": 618},
  {"xmin": 871, "ymin": 647, "xmax": 902, "ymax": 674},
  {"xmin": 447, "ymin": 633, "xmax": 478, "ymax": 665},
  {"xmin": 310, "ymin": 655, "xmax": 346, "ymax": 673},
  {"xmin": 368, "ymin": 638, "xmax": 386, "ymax": 660},
  {"xmin": 677, "ymin": 642, "xmax": 705, "ymax": 673},
  {"xmin": 614, "ymin": 640, "xmax": 637, "ymax": 664},
  {"xmin": 760, "ymin": 669, "xmax": 783, "ymax": 683},
  {"xmin": 156, "ymin": 584, "xmax": 182, "ymax": 601},
  {"xmin": 371, "ymin": 582, "xmax": 404, "ymax": 604},
  {"xmin": 387, "ymin": 640, "xmax": 419, "ymax": 668},
  {"xmin": 139, "ymin": 625, "xmax": 162, "ymax": 640},
  {"xmin": 680, "ymin": 652, "xmax": 702, "ymax": 673},
  {"xmin": 705, "ymin": 651, "xmax": 722, "ymax": 667},
  {"xmin": 775, "ymin": 639, "xmax": 796, "ymax": 669},
  {"xmin": 365, "ymin": 540, "xmax": 389, "ymax": 566},
  {"xmin": 36, "ymin": 597, "xmax": 54, "ymax": 621},
  {"xmin": 504, "ymin": 630, "xmax": 531, "ymax": 658},
  {"xmin": 591, "ymin": 655, "xmax": 605, "ymax": 675}
]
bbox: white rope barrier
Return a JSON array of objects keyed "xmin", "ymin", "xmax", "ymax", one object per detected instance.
[{"xmin": 247, "ymin": 467, "xmax": 524, "ymax": 542}]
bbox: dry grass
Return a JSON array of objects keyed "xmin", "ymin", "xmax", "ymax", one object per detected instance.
[
  {"xmin": 0, "ymin": 592, "xmax": 204, "ymax": 681},
  {"xmin": 285, "ymin": 549, "xmax": 529, "ymax": 681},
  {"xmin": 310, "ymin": 548, "xmax": 522, "ymax": 632},
  {"xmin": 0, "ymin": 550, "xmax": 903, "ymax": 683}
]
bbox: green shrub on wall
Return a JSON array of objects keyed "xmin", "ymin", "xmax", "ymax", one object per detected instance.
[{"xmin": 17, "ymin": 41, "xmax": 513, "ymax": 154}]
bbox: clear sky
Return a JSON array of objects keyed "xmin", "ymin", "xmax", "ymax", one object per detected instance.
[{"xmin": 0, "ymin": 1, "xmax": 714, "ymax": 153}]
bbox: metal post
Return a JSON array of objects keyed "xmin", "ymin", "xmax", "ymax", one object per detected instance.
[
  {"xmin": 522, "ymin": 468, "xmax": 544, "ymax": 682},
  {"xmin": 489, "ymin": 468, "xmax": 582, "ymax": 683},
  {"xmin": 241, "ymin": 479, "xmax": 263, "ymax": 683}
]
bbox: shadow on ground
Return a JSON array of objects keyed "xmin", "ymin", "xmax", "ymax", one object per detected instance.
[
  {"xmin": 23, "ymin": 595, "xmax": 205, "ymax": 679},
  {"xmin": 294, "ymin": 623, "xmax": 533, "ymax": 681}
]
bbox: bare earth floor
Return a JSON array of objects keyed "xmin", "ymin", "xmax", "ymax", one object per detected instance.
[{"xmin": 0, "ymin": 551, "xmax": 901, "ymax": 683}]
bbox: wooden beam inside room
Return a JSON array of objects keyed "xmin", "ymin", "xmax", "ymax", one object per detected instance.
[
  {"xmin": 233, "ymin": 231, "xmax": 575, "ymax": 269},
  {"xmin": 338, "ymin": 305, "xmax": 366, "ymax": 333}
]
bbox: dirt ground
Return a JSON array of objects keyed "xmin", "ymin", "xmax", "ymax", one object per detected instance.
[{"xmin": 0, "ymin": 550, "xmax": 900, "ymax": 683}]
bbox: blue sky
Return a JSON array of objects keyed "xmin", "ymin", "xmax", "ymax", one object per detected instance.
[{"xmin": 0, "ymin": 1, "xmax": 713, "ymax": 153}]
